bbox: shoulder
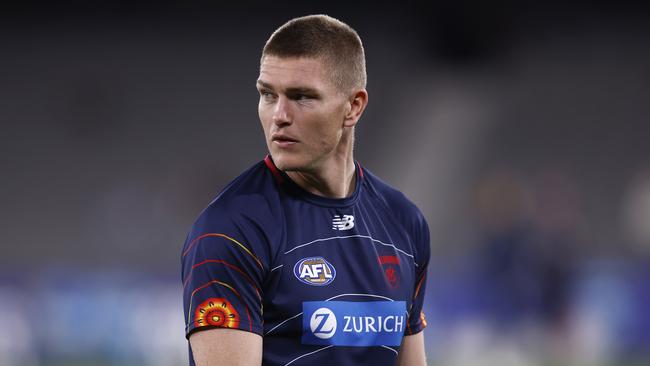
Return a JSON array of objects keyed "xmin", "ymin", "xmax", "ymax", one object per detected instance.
[
  {"xmin": 182, "ymin": 159, "xmax": 284, "ymax": 269},
  {"xmin": 361, "ymin": 166, "xmax": 430, "ymax": 263},
  {"xmin": 197, "ymin": 159, "xmax": 282, "ymax": 226},
  {"xmin": 361, "ymin": 167, "xmax": 427, "ymax": 228},
  {"xmin": 185, "ymin": 159, "xmax": 283, "ymax": 251}
]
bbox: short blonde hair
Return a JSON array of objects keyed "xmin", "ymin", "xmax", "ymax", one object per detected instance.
[{"xmin": 261, "ymin": 14, "xmax": 367, "ymax": 92}]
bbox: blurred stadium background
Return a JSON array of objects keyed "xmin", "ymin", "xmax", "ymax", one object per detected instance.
[{"xmin": 1, "ymin": 1, "xmax": 649, "ymax": 365}]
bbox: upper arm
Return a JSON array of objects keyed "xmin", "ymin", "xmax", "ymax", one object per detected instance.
[
  {"xmin": 182, "ymin": 202, "xmax": 272, "ymax": 341},
  {"xmin": 399, "ymin": 206, "xmax": 430, "ymax": 365},
  {"xmin": 406, "ymin": 210, "xmax": 430, "ymax": 335},
  {"xmin": 396, "ymin": 332, "xmax": 426, "ymax": 366},
  {"xmin": 190, "ymin": 328, "xmax": 262, "ymax": 366}
]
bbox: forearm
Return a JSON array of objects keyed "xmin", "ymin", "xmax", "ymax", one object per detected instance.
[
  {"xmin": 396, "ymin": 332, "xmax": 427, "ymax": 366},
  {"xmin": 190, "ymin": 328, "xmax": 263, "ymax": 366}
]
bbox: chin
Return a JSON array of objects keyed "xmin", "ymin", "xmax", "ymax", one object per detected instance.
[{"xmin": 271, "ymin": 152, "xmax": 308, "ymax": 172}]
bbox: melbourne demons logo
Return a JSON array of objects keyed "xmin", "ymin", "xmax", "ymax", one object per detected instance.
[
  {"xmin": 332, "ymin": 215, "xmax": 355, "ymax": 230},
  {"xmin": 293, "ymin": 257, "xmax": 337, "ymax": 286},
  {"xmin": 378, "ymin": 255, "xmax": 401, "ymax": 288}
]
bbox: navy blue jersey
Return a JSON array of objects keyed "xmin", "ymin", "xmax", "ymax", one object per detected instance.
[{"xmin": 182, "ymin": 156, "xmax": 430, "ymax": 365}]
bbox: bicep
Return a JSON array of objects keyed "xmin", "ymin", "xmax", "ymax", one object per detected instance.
[
  {"xmin": 396, "ymin": 332, "xmax": 426, "ymax": 366},
  {"xmin": 182, "ymin": 209, "xmax": 268, "ymax": 338},
  {"xmin": 190, "ymin": 328, "xmax": 262, "ymax": 366}
]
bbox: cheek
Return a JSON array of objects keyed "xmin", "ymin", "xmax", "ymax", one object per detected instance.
[
  {"xmin": 312, "ymin": 116, "xmax": 343, "ymax": 147},
  {"xmin": 258, "ymin": 103, "xmax": 272, "ymax": 134},
  {"xmin": 258, "ymin": 100, "xmax": 265, "ymax": 122}
]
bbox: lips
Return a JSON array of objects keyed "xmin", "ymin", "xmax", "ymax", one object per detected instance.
[
  {"xmin": 271, "ymin": 133, "xmax": 299, "ymax": 147},
  {"xmin": 271, "ymin": 133, "xmax": 299, "ymax": 143}
]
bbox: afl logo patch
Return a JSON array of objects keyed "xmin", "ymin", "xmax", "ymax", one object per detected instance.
[{"xmin": 293, "ymin": 257, "xmax": 336, "ymax": 286}]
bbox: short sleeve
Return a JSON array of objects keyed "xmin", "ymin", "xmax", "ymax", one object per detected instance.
[
  {"xmin": 406, "ymin": 212, "xmax": 431, "ymax": 335},
  {"xmin": 181, "ymin": 202, "xmax": 271, "ymax": 338}
]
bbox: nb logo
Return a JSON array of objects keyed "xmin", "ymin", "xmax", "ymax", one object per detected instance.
[
  {"xmin": 310, "ymin": 307, "xmax": 337, "ymax": 339},
  {"xmin": 332, "ymin": 215, "xmax": 354, "ymax": 230}
]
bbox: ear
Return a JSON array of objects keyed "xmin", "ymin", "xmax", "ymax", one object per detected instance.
[{"xmin": 343, "ymin": 89, "xmax": 368, "ymax": 128}]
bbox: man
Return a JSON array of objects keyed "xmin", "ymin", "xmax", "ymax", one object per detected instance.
[{"xmin": 182, "ymin": 14, "xmax": 430, "ymax": 365}]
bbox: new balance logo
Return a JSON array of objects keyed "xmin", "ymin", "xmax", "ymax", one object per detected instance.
[{"xmin": 332, "ymin": 215, "xmax": 355, "ymax": 230}]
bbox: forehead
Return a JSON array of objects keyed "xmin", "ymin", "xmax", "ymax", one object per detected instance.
[{"xmin": 258, "ymin": 56, "xmax": 335, "ymax": 91}]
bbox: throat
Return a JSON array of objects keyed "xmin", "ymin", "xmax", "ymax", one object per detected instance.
[{"xmin": 286, "ymin": 163, "xmax": 356, "ymax": 199}]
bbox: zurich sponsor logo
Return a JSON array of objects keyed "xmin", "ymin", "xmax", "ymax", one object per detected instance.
[
  {"xmin": 293, "ymin": 257, "xmax": 336, "ymax": 286},
  {"xmin": 332, "ymin": 214, "xmax": 354, "ymax": 230},
  {"xmin": 310, "ymin": 308, "xmax": 337, "ymax": 339},
  {"xmin": 302, "ymin": 301, "xmax": 406, "ymax": 346}
]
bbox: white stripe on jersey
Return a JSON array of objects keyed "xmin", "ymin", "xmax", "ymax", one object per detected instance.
[{"xmin": 283, "ymin": 234, "xmax": 416, "ymax": 265}]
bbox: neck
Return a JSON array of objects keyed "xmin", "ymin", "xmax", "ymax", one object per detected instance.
[
  {"xmin": 287, "ymin": 157, "xmax": 356, "ymax": 199},
  {"xmin": 285, "ymin": 133, "xmax": 357, "ymax": 199}
]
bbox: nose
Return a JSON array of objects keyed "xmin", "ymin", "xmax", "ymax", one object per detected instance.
[{"xmin": 272, "ymin": 96, "xmax": 292, "ymax": 126}]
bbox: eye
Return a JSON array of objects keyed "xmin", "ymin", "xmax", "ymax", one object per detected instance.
[
  {"xmin": 259, "ymin": 89, "xmax": 276, "ymax": 102},
  {"xmin": 291, "ymin": 93, "xmax": 313, "ymax": 101}
]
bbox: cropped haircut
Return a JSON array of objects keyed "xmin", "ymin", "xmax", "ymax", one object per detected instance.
[{"xmin": 261, "ymin": 14, "xmax": 367, "ymax": 92}]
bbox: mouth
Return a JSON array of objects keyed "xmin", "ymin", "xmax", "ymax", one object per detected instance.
[{"xmin": 271, "ymin": 134, "xmax": 299, "ymax": 147}]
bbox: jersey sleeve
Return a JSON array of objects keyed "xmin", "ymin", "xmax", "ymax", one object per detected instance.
[
  {"xmin": 181, "ymin": 200, "xmax": 271, "ymax": 338},
  {"xmin": 406, "ymin": 211, "xmax": 431, "ymax": 335}
]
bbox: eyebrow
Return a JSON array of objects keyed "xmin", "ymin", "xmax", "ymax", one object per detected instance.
[
  {"xmin": 256, "ymin": 80, "xmax": 273, "ymax": 89},
  {"xmin": 256, "ymin": 80, "xmax": 319, "ymax": 95}
]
